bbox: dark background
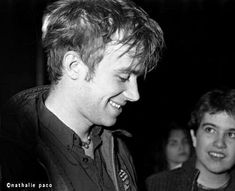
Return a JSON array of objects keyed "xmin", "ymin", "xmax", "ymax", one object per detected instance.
[{"xmin": 1, "ymin": 0, "xmax": 235, "ymax": 189}]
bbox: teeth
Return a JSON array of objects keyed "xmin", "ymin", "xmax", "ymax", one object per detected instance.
[
  {"xmin": 209, "ymin": 152, "xmax": 225, "ymax": 158},
  {"xmin": 110, "ymin": 100, "xmax": 121, "ymax": 109}
]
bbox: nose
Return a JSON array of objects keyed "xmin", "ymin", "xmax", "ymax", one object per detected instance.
[
  {"xmin": 123, "ymin": 77, "xmax": 140, "ymax": 102},
  {"xmin": 213, "ymin": 134, "xmax": 226, "ymax": 149},
  {"xmin": 178, "ymin": 143, "xmax": 183, "ymax": 151}
]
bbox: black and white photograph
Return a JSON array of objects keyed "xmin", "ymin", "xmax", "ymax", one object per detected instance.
[{"xmin": 1, "ymin": 0, "xmax": 235, "ymax": 190}]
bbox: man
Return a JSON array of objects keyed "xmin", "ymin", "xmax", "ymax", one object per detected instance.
[
  {"xmin": 146, "ymin": 89, "xmax": 235, "ymax": 191},
  {"xmin": 0, "ymin": 0, "xmax": 164, "ymax": 190}
]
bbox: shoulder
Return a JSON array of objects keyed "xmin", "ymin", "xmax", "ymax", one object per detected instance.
[
  {"xmin": 1, "ymin": 85, "xmax": 50, "ymax": 131},
  {"xmin": 145, "ymin": 168, "xmax": 187, "ymax": 191},
  {"xmin": 146, "ymin": 168, "xmax": 181, "ymax": 183},
  {"xmin": 0, "ymin": 85, "xmax": 50, "ymax": 154},
  {"xmin": 0, "ymin": 86, "xmax": 51, "ymax": 184},
  {"xmin": 3, "ymin": 85, "xmax": 49, "ymax": 111}
]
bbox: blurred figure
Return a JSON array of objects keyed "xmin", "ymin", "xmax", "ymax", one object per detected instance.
[
  {"xmin": 146, "ymin": 89, "xmax": 235, "ymax": 191},
  {"xmin": 150, "ymin": 122, "xmax": 192, "ymax": 174},
  {"xmin": 164, "ymin": 122, "xmax": 192, "ymax": 170}
]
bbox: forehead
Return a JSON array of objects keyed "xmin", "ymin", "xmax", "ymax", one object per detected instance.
[
  {"xmin": 201, "ymin": 112, "xmax": 235, "ymax": 130},
  {"xmin": 169, "ymin": 129, "xmax": 186, "ymax": 139}
]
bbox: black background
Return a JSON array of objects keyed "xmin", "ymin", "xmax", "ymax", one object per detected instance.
[{"xmin": 1, "ymin": 0, "xmax": 235, "ymax": 189}]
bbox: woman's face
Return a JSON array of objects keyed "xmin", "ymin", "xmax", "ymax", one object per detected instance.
[{"xmin": 166, "ymin": 129, "xmax": 191, "ymax": 169}]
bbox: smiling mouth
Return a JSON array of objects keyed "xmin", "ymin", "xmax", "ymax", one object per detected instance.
[
  {"xmin": 208, "ymin": 151, "xmax": 225, "ymax": 159},
  {"xmin": 109, "ymin": 100, "xmax": 121, "ymax": 109}
]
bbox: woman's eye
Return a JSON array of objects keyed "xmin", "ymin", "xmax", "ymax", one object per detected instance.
[
  {"xmin": 182, "ymin": 139, "xmax": 189, "ymax": 145},
  {"xmin": 204, "ymin": 127, "xmax": 216, "ymax": 134},
  {"xmin": 227, "ymin": 131, "xmax": 235, "ymax": 139},
  {"xmin": 168, "ymin": 140, "xmax": 177, "ymax": 146}
]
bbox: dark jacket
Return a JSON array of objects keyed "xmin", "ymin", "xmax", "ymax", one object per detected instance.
[
  {"xmin": 0, "ymin": 86, "xmax": 137, "ymax": 191},
  {"xmin": 146, "ymin": 156, "xmax": 235, "ymax": 191}
]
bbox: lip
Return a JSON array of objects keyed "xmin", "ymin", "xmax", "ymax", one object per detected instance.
[
  {"xmin": 109, "ymin": 100, "xmax": 125, "ymax": 111},
  {"xmin": 178, "ymin": 152, "xmax": 187, "ymax": 156},
  {"xmin": 109, "ymin": 100, "xmax": 125, "ymax": 108},
  {"xmin": 208, "ymin": 151, "xmax": 226, "ymax": 160}
]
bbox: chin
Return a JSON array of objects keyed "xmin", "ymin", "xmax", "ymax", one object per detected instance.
[
  {"xmin": 101, "ymin": 118, "xmax": 117, "ymax": 127},
  {"xmin": 207, "ymin": 165, "xmax": 229, "ymax": 174}
]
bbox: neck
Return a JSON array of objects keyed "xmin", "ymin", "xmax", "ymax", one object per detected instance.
[
  {"xmin": 168, "ymin": 161, "xmax": 182, "ymax": 170},
  {"xmin": 196, "ymin": 161, "xmax": 230, "ymax": 189},
  {"xmin": 45, "ymin": 84, "xmax": 92, "ymax": 141}
]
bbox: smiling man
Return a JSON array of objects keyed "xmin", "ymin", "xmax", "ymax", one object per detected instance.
[
  {"xmin": 146, "ymin": 89, "xmax": 235, "ymax": 191},
  {"xmin": 0, "ymin": 0, "xmax": 164, "ymax": 190}
]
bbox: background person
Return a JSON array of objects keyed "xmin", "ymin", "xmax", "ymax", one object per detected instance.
[
  {"xmin": 146, "ymin": 121, "xmax": 192, "ymax": 177},
  {"xmin": 146, "ymin": 88, "xmax": 235, "ymax": 191},
  {"xmin": 160, "ymin": 122, "xmax": 192, "ymax": 171}
]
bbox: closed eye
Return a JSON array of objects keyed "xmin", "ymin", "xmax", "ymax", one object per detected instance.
[{"xmin": 118, "ymin": 74, "xmax": 130, "ymax": 82}]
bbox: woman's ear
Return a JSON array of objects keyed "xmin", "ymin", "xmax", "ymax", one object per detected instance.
[{"xmin": 190, "ymin": 129, "xmax": 197, "ymax": 148}]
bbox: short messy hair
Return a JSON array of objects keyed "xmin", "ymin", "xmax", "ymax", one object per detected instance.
[
  {"xmin": 42, "ymin": 0, "xmax": 164, "ymax": 83},
  {"xmin": 189, "ymin": 89, "xmax": 235, "ymax": 132}
]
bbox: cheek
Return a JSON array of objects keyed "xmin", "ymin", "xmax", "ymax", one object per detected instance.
[
  {"xmin": 228, "ymin": 142, "xmax": 235, "ymax": 159},
  {"xmin": 166, "ymin": 146, "xmax": 177, "ymax": 158},
  {"xmin": 195, "ymin": 138, "xmax": 203, "ymax": 150},
  {"xmin": 185, "ymin": 145, "xmax": 191, "ymax": 155},
  {"xmin": 195, "ymin": 136, "xmax": 209, "ymax": 157},
  {"xmin": 102, "ymin": 79, "xmax": 124, "ymax": 94},
  {"xmin": 195, "ymin": 132, "xmax": 208, "ymax": 148}
]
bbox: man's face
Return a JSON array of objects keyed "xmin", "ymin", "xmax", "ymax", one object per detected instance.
[
  {"xmin": 78, "ymin": 43, "xmax": 141, "ymax": 127},
  {"xmin": 193, "ymin": 112, "xmax": 235, "ymax": 176}
]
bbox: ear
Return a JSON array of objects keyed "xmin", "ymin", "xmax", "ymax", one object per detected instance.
[
  {"xmin": 190, "ymin": 129, "xmax": 197, "ymax": 148},
  {"xmin": 63, "ymin": 51, "xmax": 87, "ymax": 80}
]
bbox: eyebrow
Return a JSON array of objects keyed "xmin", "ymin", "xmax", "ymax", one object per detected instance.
[
  {"xmin": 202, "ymin": 123, "xmax": 235, "ymax": 131},
  {"xmin": 168, "ymin": 139, "xmax": 177, "ymax": 142},
  {"xmin": 116, "ymin": 67, "xmax": 141, "ymax": 76},
  {"xmin": 202, "ymin": 123, "xmax": 217, "ymax": 127}
]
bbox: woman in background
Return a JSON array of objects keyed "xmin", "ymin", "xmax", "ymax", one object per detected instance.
[{"xmin": 151, "ymin": 122, "xmax": 193, "ymax": 174}]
